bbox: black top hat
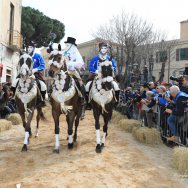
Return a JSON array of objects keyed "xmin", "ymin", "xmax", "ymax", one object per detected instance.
[
  {"xmin": 64, "ymin": 37, "xmax": 77, "ymax": 46},
  {"xmin": 99, "ymin": 42, "xmax": 108, "ymax": 49}
]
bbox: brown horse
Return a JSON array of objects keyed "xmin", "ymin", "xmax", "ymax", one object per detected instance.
[
  {"xmin": 48, "ymin": 44, "xmax": 82, "ymax": 153},
  {"xmin": 14, "ymin": 53, "xmax": 43, "ymax": 152},
  {"xmin": 88, "ymin": 59, "xmax": 116, "ymax": 153}
]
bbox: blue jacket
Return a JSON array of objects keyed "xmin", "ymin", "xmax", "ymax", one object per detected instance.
[
  {"xmin": 173, "ymin": 92, "xmax": 188, "ymax": 116},
  {"xmin": 89, "ymin": 55, "xmax": 116, "ymax": 74},
  {"xmin": 32, "ymin": 53, "xmax": 45, "ymax": 71}
]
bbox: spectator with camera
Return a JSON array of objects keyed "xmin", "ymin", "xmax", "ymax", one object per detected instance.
[
  {"xmin": 165, "ymin": 85, "xmax": 188, "ymax": 142},
  {"xmin": 157, "ymin": 86, "xmax": 169, "ymax": 134},
  {"xmin": 170, "ymin": 75, "xmax": 188, "ymax": 93},
  {"xmin": 141, "ymin": 91, "xmax": 156, "ymax": 128}
]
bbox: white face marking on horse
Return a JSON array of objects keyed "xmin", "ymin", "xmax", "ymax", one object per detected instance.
[
  {"xmin": 48, "ymin": 50, "xmax": 64, "ymax": 69},
  {"xmin": 19, "ymin": 54, "xmax": 33, "ymax": 75}
]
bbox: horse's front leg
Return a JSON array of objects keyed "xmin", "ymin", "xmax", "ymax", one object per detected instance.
[
  {"xmin": 22, "ymin": 109, "xmax": 34, "ymax": 152},
  {"xmin": 52, "ymin": 109, "xmax": 60, "ymax": 153},
  {"xmin": 93, "ymin": 108, "xmax": 101, "ymax": 153},
  {"xmin": 66, "ymin": 111, "xmax": 75, "ymax": 149}
]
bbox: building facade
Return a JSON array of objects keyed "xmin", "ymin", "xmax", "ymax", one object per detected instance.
[{"xmin": 0, "ymin": 0, "xmax": 22, "ymax": 83}]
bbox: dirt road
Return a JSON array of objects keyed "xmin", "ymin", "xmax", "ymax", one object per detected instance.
[{"xmin": 0, "ymin": 111, "xmax": 187, "ymax": 188}]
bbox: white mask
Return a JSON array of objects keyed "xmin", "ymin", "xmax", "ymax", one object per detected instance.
[
  {"xmin": 28, "ymin": 46, "xmax": 34, "ymax": 55},
  {"xmin": 65, "ymin": 43, "xmax": 72, "ymax": 51},
  {"xmin": 100, "ymin": 46, "xmax": 108, "ymax": 55}
]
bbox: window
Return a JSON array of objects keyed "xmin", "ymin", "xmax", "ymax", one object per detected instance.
[
  {"xmin": 6, "ymin": 75, "xmax": 11, "ymax": 83},
  {"xmin": 6, "ymin": 69, "xmax": 11, "ymax": 75},
  {"xmin": 176, "ymin": 48, "xmax": 188, "ymax": 61},
  {"xmin": 156, "ymin": 51, "xmax": 167, "ymax": 63}
]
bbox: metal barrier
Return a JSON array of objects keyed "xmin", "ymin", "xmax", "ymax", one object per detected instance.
[
  {"xmin": 117, "ymin": 102, "xmax": 188, "ymax": 147},
  {"xmin": 157, "ymin": 105, "xmax": 188, "ymax": 147}
]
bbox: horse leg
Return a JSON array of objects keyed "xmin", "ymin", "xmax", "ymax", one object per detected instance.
[
  {"xmin": 80, "ymin": 105, "xmax": 85, "ymax": 120},
  {"xmin": 52, "ymin": 109, "xmax": 60, "ymax": 153},
  {"xmin": 67, "ymin": 111, "xmax": 75, "ymax": 149},
  {"xmin": 93, "ymin": 108, "xmax": 102, "ymax": 153},
  {"xmin": 101, "ymin": 113, "xmax": 110, "ymax": 149},
  {"xmin": 22, "ymin": 109, "xmax": 34, "ymax": 152},
  {"xmin": 35, "ymin": 107, "xmax": 42, "ymax": 137},
  {"xmin": 73, "ymin": 115, "xmax": 79, "ymax": 142}
]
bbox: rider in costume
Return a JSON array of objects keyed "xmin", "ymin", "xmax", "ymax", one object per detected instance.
[
  {"xmin": 63, "ymin": 37, "xmax": 86, "ymax": 105},
  {"xmin": 88, "ymin": 42, "xmax": 120, "ymax": 102}
]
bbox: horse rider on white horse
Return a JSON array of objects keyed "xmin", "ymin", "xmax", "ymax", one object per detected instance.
[
  {"xmin": 12, "ymin": 42, "xmax": 47, "ymax": 107},
  {"xmin": 63, "ymin": 37, "xmax": 86, "ymax": 105}
]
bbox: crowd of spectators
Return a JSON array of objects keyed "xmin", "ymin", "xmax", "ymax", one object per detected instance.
[
  {"xmin": 0, "ymin": 82, "xmax": 16, "ymax": 118},
  {"xmin": 117, "ymin": 75, "xmax": 188, "ymax": 146}
]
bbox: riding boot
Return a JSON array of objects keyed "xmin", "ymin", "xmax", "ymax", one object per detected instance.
[{"xmin": 36, "ymin": 91, "xmax": 46, "ymax": 108}]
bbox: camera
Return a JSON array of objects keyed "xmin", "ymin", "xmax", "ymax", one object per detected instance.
[{"xmin": 170, "ymin": 76, "xmax": 184, "ymax": 86}]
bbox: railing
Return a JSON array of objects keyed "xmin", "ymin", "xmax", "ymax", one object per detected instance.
[
  {"xmin": 117, "ymin": 101, "xmax": 188, "ymax": 147},
  {"xmin": 8, "ymin": 30, "xmax": 22, "ymax": 51}
]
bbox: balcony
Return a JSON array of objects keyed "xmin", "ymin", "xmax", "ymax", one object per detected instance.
[{"xmin": 8, "ymin": 30, "xmax": 22, "ymax": 51}]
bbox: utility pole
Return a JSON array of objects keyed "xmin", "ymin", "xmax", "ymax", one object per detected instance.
[{"xmin": 167, "ymin": 47, "xmax": 170, "ymax": 83}]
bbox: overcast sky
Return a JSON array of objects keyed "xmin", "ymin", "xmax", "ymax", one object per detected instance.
[{"xmin": 22, "ymin": 0, "xmax": 188, "ymax": 45}]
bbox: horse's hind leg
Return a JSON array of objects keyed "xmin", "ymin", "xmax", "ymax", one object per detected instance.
[
  {"xmin": 52, "ymin": 109, "xmax": 61, "ymax": 153},
  {"xmin": 93, "ymin": 108, "xmax": 102, "ymax": 153},
  {"xmin": 35, "ymin": 107, "xmax": 42, "ymax": 137}
]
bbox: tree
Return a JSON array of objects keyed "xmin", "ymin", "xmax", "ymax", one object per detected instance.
[
  {"xmin": 93, "ymin": 11, "xmax": 162, "ymax": 87},
  {"xmin": 21, "ymin": 7, "xmax": 65, "ymax": 48}
]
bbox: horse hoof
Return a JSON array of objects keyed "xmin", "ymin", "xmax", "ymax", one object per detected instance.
[
  {"xmin": 68, "ymin": 143, "xmax": 74, "ymax": 149},
  {"xmin": 53, "ymin": 149, "xmax": 60, "ymax": 154},
  {"xmin": 96, "ymin": 144, "xmax": 102, "ymax": 153},
  {"xmin": 35, "ymin": 135, "xmax": 38, "ymax": 138},
  {"xmin": 101, "ymin": 143, "xmax": 104, "ymax": 149},
  {"xmin": 21, "ymin": 144, "xmax": 27, "ymax": 152}
]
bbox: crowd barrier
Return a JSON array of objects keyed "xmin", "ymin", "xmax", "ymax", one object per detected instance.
[{"xmin": 117, "ymin": 102, "xmax": 188, "ymax": 147}]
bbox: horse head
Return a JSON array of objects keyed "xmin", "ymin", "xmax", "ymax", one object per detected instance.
[
  {"xmin": 18, "ymin": 52, "xmax": 33, "ymax": 78},
  {"xmin": 100, "ymin": 60, "xmax": 113, "ymax": 90},
  {"xmin": 48, "ymin": 44, "xmax": 67, "ymax": 78}
]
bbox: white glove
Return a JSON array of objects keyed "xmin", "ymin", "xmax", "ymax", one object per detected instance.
[
  {"xmin": 68, "ymin": 61, "xmax": 75, "ymax": 71},
  {"xmin": 95, "ymin": 70, "xmax": 99, "ymax": 74},
  {"xmin": 32, "ymin": 68, "xmax": 38, "ymax": 73}
]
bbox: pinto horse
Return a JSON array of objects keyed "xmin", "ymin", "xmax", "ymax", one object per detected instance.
[
  {"xmin": 88, "ymin": 59, "xmax": 116, "ymax": 153},
  {"xmin": 48, "ymin": 44, "xmax": 82, "ymax": 153},
  {"xmin": 15, "ymin": 53, "xmax": 43, "ymax": 151}
]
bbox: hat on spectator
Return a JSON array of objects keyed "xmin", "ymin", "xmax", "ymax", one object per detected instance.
[{"xmin": 161, "ymin": 81, "xmax": 167, "ymax": 85}]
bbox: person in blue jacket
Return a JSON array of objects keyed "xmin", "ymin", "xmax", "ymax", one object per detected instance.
[
  {"xmin": 166, "ymin": 85, "xmax": 188, "ymax": 142},
  {"xmin": 27, "ymin": 42, "xmax": 47, "ymax": 107},
  {"xmin": 89, "ymin": 42, "xmax": 116, "ymax": 74},
  {"xmin": 88, "ymin": 42, "xmax": 119, "ymax": 102}
]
